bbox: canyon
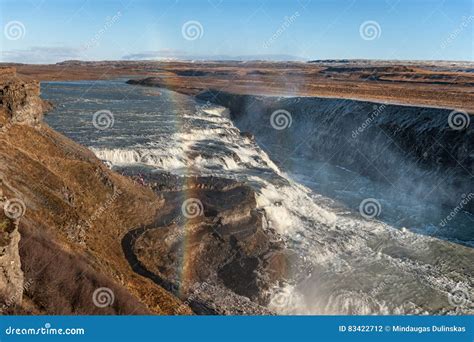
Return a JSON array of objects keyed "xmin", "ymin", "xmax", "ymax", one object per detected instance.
[
  {"xmin": 7, "ymin": 59, "xmax": 474, "ymax": 112},
  {"xmin": 0, "ymin": 67, "xmax": 182, "ymax": 314},
  {"xmin": 1, "ymin": 59, "xmax": 472, "ymax": 315},
  {"xmin": 0, "ymin": 66, "xmax": 288, "ymax": 314}
]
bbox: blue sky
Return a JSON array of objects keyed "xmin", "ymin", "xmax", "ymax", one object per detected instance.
[{"xmin": 0, "ymin": 0, "xmax": 472, "ymax": 63}]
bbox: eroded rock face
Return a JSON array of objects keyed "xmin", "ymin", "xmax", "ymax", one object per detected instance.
[
  {"xmin": 0, "ymin": 67, "xmax": 39, "ymax": 310},
  {"xmin": 0, "ymin": 209, "xmax": 24, "ymax": 310},
  {"xmin": 0, "ymin": 69, "xmax": 47, "ymax": 305},
  {"xmin": 127, "ymin": 172, "xmax": 288, "ymax": 314},
  {"xmin": 0, "ymin": 69, "xmax": 191, "ymax": 314},
  {"xmin": 0, "ymin": 67, "xmax": 51, "ymax": 126}
]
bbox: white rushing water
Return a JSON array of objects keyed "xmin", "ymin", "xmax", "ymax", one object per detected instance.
[{"xmin": 43, "ymin": 80, "xmax": 474, "ymax": 315}]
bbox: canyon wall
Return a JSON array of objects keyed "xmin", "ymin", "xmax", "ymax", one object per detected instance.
[
  {"xmin": 0, "ymin": 209, "xmax": 23, "ymax": 310},
  {"xmin": 0, "ymin": 67, "xmax": 51, "ymax": 126},
  {"xmin": 0, "ymin": 67, "xmax": 38, "ymax": 309},
  {"xmin": 197, "ymin": 90, "xmax": 473, "ymax": 213},
  {"xmin": 0, "ymin": 68, "xmax": 189, "ymax": 314}
]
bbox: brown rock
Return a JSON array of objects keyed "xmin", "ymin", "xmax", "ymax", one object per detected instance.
[
  {"xmin": 131, "ymin": 174, "xmax": 288, "ymax": 313},
  {"xmin": 0, "ymin": 71, "xmax": 191, "ymax": 315},
  {"xmin": 0, "ymin": 211, "xmax": 24, "ymax": 311}
]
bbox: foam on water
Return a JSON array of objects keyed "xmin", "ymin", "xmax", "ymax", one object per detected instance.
[
  {"xmin": 90, "ymin": 147, "xmax": 189, "ymax": 170},
  {"xmin": 43, "ymin": 80, "xmax": 474, "ymax": 315}
]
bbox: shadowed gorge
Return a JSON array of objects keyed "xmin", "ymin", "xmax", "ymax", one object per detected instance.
[
  {"xmin": 195, "ymin": 91, "xmax": 474, "ymax": 218},
  {"xmin": 26, "ymin": 70, "xmax": 472, "ymax": 315},
  {"xmin": 1, "ymin": 0, "xmax": 474, "ymax": 339},
  {"xmin": 1, "ymin": 59, "xmax": 473, "ymax": 315}
]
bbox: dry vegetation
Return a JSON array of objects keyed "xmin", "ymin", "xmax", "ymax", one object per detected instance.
[
  {"xmin": 0, "ymin": 119, "xmax": 192, "ymax": 314},
  {"xmin": 16, "ymin": 222, "xmax": 150, "ymax": 314},
  {"xmin": 5, "ymin": 60, "xmax": 474, "ymax": 112}
]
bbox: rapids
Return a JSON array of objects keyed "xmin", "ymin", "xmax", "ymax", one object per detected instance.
[{"xmin": 42, "ymin": 79, "xmax": 474, "ymax": 315}]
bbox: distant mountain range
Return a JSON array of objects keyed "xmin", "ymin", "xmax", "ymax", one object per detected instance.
[{"xmin": 121, "ymin": 52, "xmax": 308, "ymax": 62}]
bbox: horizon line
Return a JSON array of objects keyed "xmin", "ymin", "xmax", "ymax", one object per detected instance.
[{"xmin": 1, "ymin": 58, "xmax": 474, "ymax": 65}]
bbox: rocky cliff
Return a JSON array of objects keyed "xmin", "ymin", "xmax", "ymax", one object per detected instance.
[
  {"xmin": 196, "ymin": 90, "xmax": 473, "ymax": 214},
  {"xmin": 0, "ymin": 67, "xmax": 51, "ymax": 126},
  {"xmin": 0, "ymin": 68, "xmax": 284, "ymax": 315},
  {"xmin": 125, "ymin": 76, "xmax": 473, "ymax": 216},
  {"xmin": 0, "ymin": 68, "xmax": 190, "ymax": 314},
  {"xmin": 0, "ymin": 207, "xmax": 23, "ymax": 311},
  {"xmin": 117, "ymin": 170, "xmax": 287, "ymax": 314}
]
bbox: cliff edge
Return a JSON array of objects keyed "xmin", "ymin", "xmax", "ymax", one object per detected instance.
[{"xmin": 0, "ymin": 68, "xmax": 190, "ymax": 314}]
